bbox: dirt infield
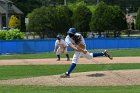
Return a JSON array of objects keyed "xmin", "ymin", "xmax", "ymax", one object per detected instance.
[
  {"xmin": 0, "ymin": 57, "xmax": 140, "ymax": 86},
  {"xmin": 0, "ymin": 69, "xmax": 140, "ymax": 86},
  {"xmin": 0, "ymin": 57, "xmax": 140, "ymax": 65}
]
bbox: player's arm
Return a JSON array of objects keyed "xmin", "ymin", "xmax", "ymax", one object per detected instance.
[
  {"xmin": 65, "ymin": 35, "xmax": 87, "ymax": 54},
  {"xmin": 69, "ymin": 44, "xmax": 87, "ymax": 54}
]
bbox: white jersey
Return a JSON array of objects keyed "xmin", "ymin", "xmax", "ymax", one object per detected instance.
[
  {"xmin": 65, "ymin": 33, "xmax": 86, "ymax": 47},
  {"xmin": 65, "ymin": 33, "xmax": 92, "ymax": 64},
  {"xmin": 55, "ymin": 39, "xmax": 66, "ymax": 48}
]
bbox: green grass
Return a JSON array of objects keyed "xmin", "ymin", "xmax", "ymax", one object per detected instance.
[
  {"xmin": 0, "ymin": 63, "xmax": 139, "ymax": 80},
  {"xmin": 89, "ymin": 48, "xmax": 140, "ymax": 57},
  {"xmin": 0, "ymin": 85, "xmax": 140, "ymax": 93},
  {"xmin": 0, "ymin": 48, "xmax": 140, "ymax": 59},
  {"xmin": 0, "ymin": 48, "xmax": 140, "ymax": 92},
  {"xmin": 109, "ymin": 48, "xmax": 140, "ymax": 57},
  {"xmin": 0, "ymin": 52, "xmax": 73, "ymax": 59}
]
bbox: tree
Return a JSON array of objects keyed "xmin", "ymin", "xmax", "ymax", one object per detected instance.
[
  {"xmin": 136, "ymin": 8, "xmax": 140, "ymax": 30},
  {"xmin": 28, "ymin": 6, "xmax": 57, "ymax": 38},
  {"xmin": 72, "ymin": 4, "xmax": 92, "ymax": 37},
  {"xmin": 15, "ymin": 0, "xmax": 42, "ymax": 16},
  {"xmin": 28, "ymin": 6, "xmax": 72, "ymax": 38},
  {"xmin": 100, "ymin": 0, "xmax": 140, "ymax": 12},
  {"xmin": 110, "ymin": 6, "xmax": 127, "ymax": 37},
  {"xmin": 8, "ymin": 15, "xmax": 20, "ymax": 29},
  {"xmin": 55, "ymin": 6, "xmax": 73, "ymax": 35},
  {"xmin": 90, "ymin": 1, "xmax": 127, "ymax": 37},
  {"xmin": 90, "ymin": 1, "xmax": 108, "ymax": 36}
]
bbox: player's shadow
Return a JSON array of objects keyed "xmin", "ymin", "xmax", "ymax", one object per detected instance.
[{"xmin": 86, "ymin": 73, "xmax": 105, "ymax": 77}]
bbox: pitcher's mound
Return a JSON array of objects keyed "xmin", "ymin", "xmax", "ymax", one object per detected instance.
[{"xmin": 0, "ymin": 69, "xmax": 140, "ymax": 86}]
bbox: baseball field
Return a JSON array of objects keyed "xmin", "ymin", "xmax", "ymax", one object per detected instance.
[{"xmin": 0, "ymin": 48, "xmax": 140, "ymax": 93}]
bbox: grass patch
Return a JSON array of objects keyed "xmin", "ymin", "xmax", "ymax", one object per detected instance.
[
  {"xmin": 0, "ymin": 48, "xmax": 140, "ymax": 59},
  {"xmin": 0, "ymin": 85, "xmax": 139, "ymax": 93},
  {"xmin": 0, "ymin": 51, "xmax": 73, "ymax": 59},
  {"xmin": 109, "ymin": 48, "xmax": 140, "ymax": 57},
  {"xmin": 0, "ymin": 63, "xmax": 139, "ymax": 80}
]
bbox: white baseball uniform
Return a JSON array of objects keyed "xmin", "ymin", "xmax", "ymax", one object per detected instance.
[
  {"xmin": 65, "ymin": 33, "xmax": 93, "ymax": 64},
  {"xmin": 55, "ymin": 39, "xmax": 68, "ymax": 55}
]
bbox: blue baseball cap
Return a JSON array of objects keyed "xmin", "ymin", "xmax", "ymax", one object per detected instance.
[{"xmin": 67, "ymin": 28, "xmax": 76, "ymax": 34}]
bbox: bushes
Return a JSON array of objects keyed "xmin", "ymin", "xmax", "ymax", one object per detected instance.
[
  {"xmin": 0, "ymin": 29, "xmax": 25, "ymax": 40},
  {"xmin": 8, "ymin": 15, "xmax": 20, "ymax": 29}
]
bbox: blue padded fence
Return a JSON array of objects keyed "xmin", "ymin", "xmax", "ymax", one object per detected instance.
[
  {"xmin": 85, "ymin": 38, "xmax": 140, "ymax": 49},
  {"xmin": 0, "ymin": 38, "xmax": 140, "ymax": 54}
]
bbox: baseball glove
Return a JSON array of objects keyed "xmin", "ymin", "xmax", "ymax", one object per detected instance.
[
  {"xmin": 73, "ymin": 34, "xmax": 81, "ymax": 44},
  {"xmin": 77, "ymin": 43, "xmax": 85, "ymax": 49}
]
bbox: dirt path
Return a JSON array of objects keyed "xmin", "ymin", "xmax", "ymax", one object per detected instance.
[
  {"xmin": 0, "ymin": 57, "xmax": 139, "ymax": 86},
  {"xmin": 0, "ymin": 57, "xmax": 140, "ymax": 65}
]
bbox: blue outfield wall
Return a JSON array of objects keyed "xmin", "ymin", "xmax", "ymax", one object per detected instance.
[
  {"xmin": 85, "ymin": 38, "xmax": 140, "ymax": 49},
  {"xmin": 0, "ymin": 38, "xmax": 140, "ymax": 54}
]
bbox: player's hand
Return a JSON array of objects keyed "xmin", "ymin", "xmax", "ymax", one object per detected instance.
[{"xmin": 83, "ymin": 50, "xmax": 88, "ymax": 54}]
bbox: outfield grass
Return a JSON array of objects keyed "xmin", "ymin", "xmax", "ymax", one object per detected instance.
[
  {"xmin": 0, "ymin": 85, "xmax": 140, "ymax": 93},
  {"xmin": 0, "ymin": 48, "xmax": 140, "ymax": 59},
  {"xmin": 0, "ymin": 63, "xmax": 139, "ymax": 80}
]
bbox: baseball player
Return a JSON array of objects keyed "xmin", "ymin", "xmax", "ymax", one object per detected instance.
[
  {"xmin": 60, "ymin": 28, "xmax": 113, "ymax": 78},
  {"xmin": 54, "ymin": 34, "xmax": 70, "ymax": 61}
]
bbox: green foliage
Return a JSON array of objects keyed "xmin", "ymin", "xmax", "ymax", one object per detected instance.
[
  {"xmin": 13, "ymin": 0, "xmax": 140, "ymax": 17},
  {"xmin": 101, "ymin": 0, "xmax": 140, "ymax": 12},
  {"xmin": 110, "ymin": 6, "xmax": 127, "ymax": 30},
  {"xmin": 0, "ymin": 31, "xmax": 6, "ymax": 40},
  {"xmin": 72, "ymin": 4, "xmax": 92, "ymax": 37},
  {"xmin": 28, "ymin": 6, "xmax": 72, "ymax": 38},
  {"xmin": 110, "ymin": 6, "xmax": 127, "ymax": 37},
  {"xmin": 28, "ymin": 6, "xmax": 53, "ymax": 38},
  {"xmin": 90, "ymin": 1, "xmax": 108, "ymax": 34},
  {"xmin": 136, "ymin": 8, "xmax": 140, "ymax": 30},
  {"xmin": 90, "ymin": 1, "xmax": 127, "ymax": 37},
  {"xmin": 68, "ymin": 1, "xmax": 87, "ymax": 11},
  {"xmin": 15, "ymin": 0, "xmax": 42, "ymax": 16},
  {"xmin": 27, "ymin": 1, "xmax": 128, "ymax": 38},
  {"xmin": 87, "ymin": 5, "xmax": 96, "ymax": 13},
  {"xmin": 8, "ymin": 15, "xmax": 20, "ymax": 29},
  {"xmin": 0, "ymin": 29, "xmax": 25, "ymax": 40},
  {"xmin": 55, "ymin": 5, "xmax": 73, "ymax": 35}
]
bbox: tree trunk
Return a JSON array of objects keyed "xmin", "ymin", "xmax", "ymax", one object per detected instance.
[{"xmin": 114, "ymin": 31, "xmax": 116, "ymax": 37}]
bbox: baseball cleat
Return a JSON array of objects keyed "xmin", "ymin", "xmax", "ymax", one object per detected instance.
[
  {"xmin": 60, "ymin": 73, "xmax": 70, "ymax": 78},
  {"xmin": 57, "ymin": 59, "xmax": 60, "ymax": 61},
  {"xmin": 104, "ymin": 50, "xmax": 113, "ymax": 60},
  {"xmin": 67, "ymin": 58, "xmax": 70, "ymax": 61}
]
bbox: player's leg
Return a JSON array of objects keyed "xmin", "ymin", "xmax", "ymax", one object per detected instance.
[
  {"xmin": 84, "ymin": 50, "xmax": 113, "ymax": 60},
  {"xmin": 66, "ymin": 54, "xmax": 70, "ymax": 61},
  {"xmin": 56, "ymin": 47, "xmax": 61, "ymax": 61},
  {"xmin": 60, "ymin": 51, "xmax": 81, "ymax": 78},
  {"xmin": 64, "ymin": 47, "xmax": 70, "ymax": 61},
  {"xmin": 104, "ymin": 50, "xmax": 113, "ymax": 60}
]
